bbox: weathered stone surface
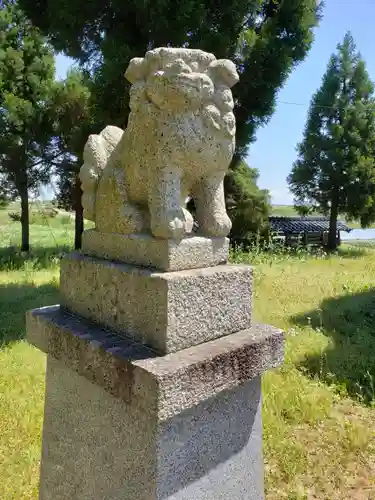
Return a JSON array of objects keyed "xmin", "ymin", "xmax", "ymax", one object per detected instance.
[
  {"xmin": 81, "ymin": 229, "xmax": 229, "ymax": 271},
  {"xmin": 39, "ymin": 355, "xmax": 263, "ymax": 500},
  {"xmin": 79, "ymin": 125, "xmax": 124, "ymax": 222},
  {"xmin": 80, "ymin": 47, "xmax": 239, "ymax": 240},
  {"xmin": 157, "ymin": 377, "xmax": 263, "ymax": 500},
  {"xmin": 59, "ymin": 253, "xmax": 253, "ymax": 353},
  {"xmin": 26, "ymin": 305, "xmax": 284, "ymax": 421},
  {"xmin": 39, "ymin": 356, "xmax": 157, "ymax": 500}
]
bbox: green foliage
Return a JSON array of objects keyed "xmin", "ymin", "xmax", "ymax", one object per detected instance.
[
  {"xmin": 0, "ymin": 0, "xmax": 92, "ymax": 250},
  {"xmin": 8, "ymin": 212, "xmax": 22, "ymax": 223},
  {"xmin": 0, "ymin": 182, "xmax": 12, "ymax": 209},
  {"xmin": 19, "ymin": 0, "xmax": 320, "ymax": 139},
  {"xmin": 0, "ymin": 1, "xmax": 56, "ymax": 174},
  {"xmin": 8, "ymin": 206, "xmax": 58, "ymax": 225},
  {"xmin": 294, "ymin": 202, "xmax": 318, "ymax": 217},
  {"xmin": 0, "ymin": 0, "xmax": 56, "ymax": 250},
  {"xmin": 49, "ymin": 69, "xmax": 93, "ymax": 248},
  {"xmin": 225, "ymin": 161, "xmax": 271, "ymax": 244},
  {"xmin": 19, "ymin": 0, "xmax": 321, "ymax": 240},
  {"xmin": 288, "ymin": 32, "xmax": 375, "ymax": 250},
  {"xmin": 0, "ymin": 199, "xmax": 9, "ymax": 209},
  {"xmin": 51, "ymin": 69, "xmax": 93, "ymax": 161},
  {"xmin": 53, "ymin": 169, "xmax": 76, "ymax": 212}
]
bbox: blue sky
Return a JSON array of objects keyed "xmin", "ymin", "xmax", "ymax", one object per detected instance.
[{"xmin": 55, "ymin": 0, "xmax": 375, "ymax": 205}]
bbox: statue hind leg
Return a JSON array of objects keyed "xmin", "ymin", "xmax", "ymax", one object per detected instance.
[
  {"xmin": 194, "ymin": 171, "xmax": 232, "ymax": 237},
  {"xmin": 95, "ymin": 164, "xmax": 146, "ymax": 234}
]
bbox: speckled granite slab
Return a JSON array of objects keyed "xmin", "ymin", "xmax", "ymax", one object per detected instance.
[
  {"xmin": 27, "ymin": 305, "xmax": 283, "ymax": 421},
  {"xmin": 59, "ymin": 253, "xmax": 254, "ymax": 354}
]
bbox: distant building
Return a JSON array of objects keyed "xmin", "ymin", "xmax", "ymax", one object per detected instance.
[{"xmin": 268, "ymin": 216, "xmax": 352, "ymax": 247}]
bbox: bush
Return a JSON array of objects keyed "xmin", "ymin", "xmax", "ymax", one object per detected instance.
[
  {"xmin": 37, "ymin": 208, "xmax": 58, "ymax": 219},
  {"xmin": 8, "ymin": 208, "xmax": 58, "ymax": 225},
  {"xmin": 8, "ymin": 212, "xmax": 21, "ymax": 222}
]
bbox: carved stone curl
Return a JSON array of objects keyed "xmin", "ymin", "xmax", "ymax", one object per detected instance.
[{"xmin": 80, "ymin": 47, "xmax": 239, "ymax": 240}]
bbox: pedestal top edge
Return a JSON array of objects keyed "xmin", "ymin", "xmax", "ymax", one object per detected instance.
[{"xmin": 26, "ymin": 305, "xmax": 284, "ymax": 419}]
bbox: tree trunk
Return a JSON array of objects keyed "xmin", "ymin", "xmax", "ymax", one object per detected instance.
[
  {"xmin": 74, "ymin": 174, "xmax": 84, "ymax": 250},
  {"xmin": 20, "ymin": 185, "xmax": 30, "ymax": 252},
  {"xmin": 327, "ymin": 198, "xmax": 339, "ymax": 251}
]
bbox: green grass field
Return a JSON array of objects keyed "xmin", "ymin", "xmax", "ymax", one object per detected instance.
[{"xmin": 1, "ymin": 208, "xmax": 375, "ymax": 499}]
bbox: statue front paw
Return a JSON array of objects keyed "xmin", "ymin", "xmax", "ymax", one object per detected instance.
[{"xmin": 151, "ymin": 207, "xmax": 194, "ymax": 240}]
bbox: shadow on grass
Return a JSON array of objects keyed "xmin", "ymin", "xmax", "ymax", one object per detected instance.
[
  {"xmin": 292, "ymin": 288, "xmax": 375, "ymax": 404},
  {"xmin": 0, "ymin": 245, "xmax": 71, "ymax": 271},
  {"xmin": 0, "ymin": 282, "xmax": 59, "ymax": 347}
]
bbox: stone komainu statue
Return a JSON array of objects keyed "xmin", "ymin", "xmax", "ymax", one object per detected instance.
[{"xmin": 80, "ymin": 47, "xmax": 239, "ymax": 240}]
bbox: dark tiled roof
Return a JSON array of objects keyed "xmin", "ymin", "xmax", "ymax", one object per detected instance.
[{"xmin": 269, "ymin": 216, "xmax": 352, "ymax": 233}]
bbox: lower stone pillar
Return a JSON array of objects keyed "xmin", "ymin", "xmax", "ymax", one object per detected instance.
[{"xmin": 27, "ymin": 306, "xmax": 284, "ymax": 500}]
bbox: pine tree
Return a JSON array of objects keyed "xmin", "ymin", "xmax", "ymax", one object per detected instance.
[
  {"xmin": 288, "ymin": 33, "xmax": 375, "ymax": 250},
  {"xmin": 0, "ymin": 0, "xmax": 55, "ymax": 251},
  {"xmin": 50, "ymin": 69, "xmax": 93, "ymax": 249},
  {"xmin": 0, "ymin": 2, "xmax": 92, "ymax": 251}
]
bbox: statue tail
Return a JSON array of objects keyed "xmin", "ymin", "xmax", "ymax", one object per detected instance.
[{"xmin": 79, "ymin": 125, "xmax": 124, "ymax": 222}]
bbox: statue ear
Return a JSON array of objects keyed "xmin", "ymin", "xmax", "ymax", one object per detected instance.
[
  {"xmin": 208, "ymin": 60, "xmax": 239, "ymax": 88},
  {"xmin": 125, "ymin": 57, "xmax": 147, "ymax": 84}
]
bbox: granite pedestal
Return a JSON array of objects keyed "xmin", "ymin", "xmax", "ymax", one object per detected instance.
[
  {"xmin": 81, "ymin": 230, "xmax": 230, "ymax": 271},
  {"xmin": 26, "ymin": 226, "xmax": 285, "ymax": 499},
  {"xmin": 59, "ymin": 252, "xmax": 253, "ymax": 354},
  {"xmin": 27, "ymin": 305, "xmax": 283, "ymax": 500}
]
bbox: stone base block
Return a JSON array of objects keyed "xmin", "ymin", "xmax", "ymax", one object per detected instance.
[
  {"xmin": 60, "ymin": 253, "xmax": 253, "ymax": 354},
  {"xmin": 82, "ymin": 229, "xmax": 229, "ymax": 271},
  {"xmin": 26, "ymin": 306, "xmax": 284, "ymax": 500}
]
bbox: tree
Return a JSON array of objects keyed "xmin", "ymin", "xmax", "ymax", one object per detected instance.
[
  {"xmin": 0, "ymin": 172, "xmax": 16, "ymax": 208},
  {"xmin": 0, "ymin": 0, "xmax": 56, "ymax": 251},
  {"xmin": 288, "ymin": 32, "xmax": 375, "ymax": 250},
  {"xmin": 225, "ymin": 162, "xmax": 271, "ymax": 245},
  {"xmin": 294, "ymin": 202, "xmax": 317, "ymax": 216},
  {"xmin": 19, "ymin": 0, "xmax": 320, "ymax": 241},
  {"xmin": 50, "ymin": 69, "xmax": 93, "ymax": 249}
]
